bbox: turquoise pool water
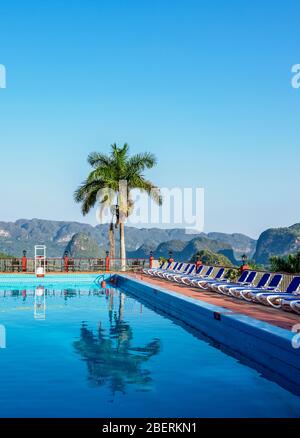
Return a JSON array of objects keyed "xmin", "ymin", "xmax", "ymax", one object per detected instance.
[{"xmin": 0, "ymin": 284, "xmax": 300, "ymax": 418}]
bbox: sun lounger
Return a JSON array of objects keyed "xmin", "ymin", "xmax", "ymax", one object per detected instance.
[
  {"xmin": 162, "ymin": 262, "xmax": 185, "ymax": 279},
  {"xmin": 194, "ymin": 267, "xmax": 226, "ymax": 289},
  {"xmin": 255, "ymin": 276, "xmax": 300, "ymax": 307},
  {"xmin": 165, "ymin": 263, "xmax": 193, "ymax": 280},
  {"xmin": 151, "ymin": 261, "xmax": 175, "ymax": 276},
  {"xmin": 156, "ymin": 262, "xmax": 180, "ymax": 277},
  {"xmin": 174, "ymin": 265, "xmax": 206, "ymax": 284},
  {"xmin": 288, "ymin": 299, "xmax": 300, "ymax": 314},
  {"xmin": 229, "ymin": 272, "xmax": 271, "ymax": 298},
  {"xmin": 218, "ymin": 271, "xmax": 257, "ymax": 295},
  {"xmin": 143, "ymin": 261, "xmax": 166, "ymax": 275},
  {"xmin": 208, "ymin": 270, "xmax": 250, "ymax": 293},
  {"xmin": 179, "ymin": 265, "xmax": 214, "ymax": 286},
  {"xmin": 236, "ymin": 274, "xmax": 283, "ymax": 301}
]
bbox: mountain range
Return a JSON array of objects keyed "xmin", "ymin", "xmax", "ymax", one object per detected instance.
[
  {"xmin": 254, "ymin": 223, "xmax": 300, "ymax": 264},
  {"xmin": 1, "ymin": 219, "xmax": 299, "ymax": 266},
  {"xmin": 0, "ymin": 218, "xmax": 256, "ymax": 261},
  {"xmin": 129, "ymin": 236, "xmax": 238, "ymax": 264}
]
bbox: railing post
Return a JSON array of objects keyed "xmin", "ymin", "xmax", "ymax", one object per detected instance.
[
  {"xmin": 195, "ymin": 254, "xmax": 202, "ymax": 270},
  {"xmin": 105, "ymin": 251, "xmax": 110, "ymax": 272},
  {"xmin": 63, "ymin": 251, "xmax": 69, "ymax": 273},
  {"xmin": 168, "ymin": 251, "xmax": 174, "ymax": 263},
  {"xmin": 22, "ymin": 250, "xmax": 27, "ymax": 272},
  {"xmin": 149, "ymin": 251, "xmax": 154, "ymax": 269}
]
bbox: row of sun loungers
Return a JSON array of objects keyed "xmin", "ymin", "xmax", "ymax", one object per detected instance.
[{"xmin": 143, "ymin": 262, "xmax": 300, "ymax": 314}]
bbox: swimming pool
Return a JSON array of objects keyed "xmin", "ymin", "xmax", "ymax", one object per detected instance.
[{"xmin": 0, "ymin": 281, "xmax": 300, "ymax": 417}]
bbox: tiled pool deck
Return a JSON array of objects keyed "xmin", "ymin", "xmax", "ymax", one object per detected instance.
[{"xmin": 127, "ymin": 272, "xmax": 300, "ymax": 330}]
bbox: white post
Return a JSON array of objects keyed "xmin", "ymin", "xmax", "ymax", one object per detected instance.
[
  {"xmin": 34, "ymin": 287, "xmax": 46, "ymax": 320},
  {"xmin": 35, "ymin": 245, "xmax": 47, "ymax": 277}
]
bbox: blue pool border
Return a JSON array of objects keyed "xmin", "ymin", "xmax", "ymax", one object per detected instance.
[
  {"xmin": 116, "ymin": 274, "xmax": 300, "ymax": 392},
  {"xmin": 0, "ymin": 273, "xmax": 111, "ymax": 288}
]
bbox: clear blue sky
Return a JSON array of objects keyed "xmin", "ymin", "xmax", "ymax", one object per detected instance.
[{"xmin": 0, "ymin": 0, "xmax": 299, "ymax": 238}]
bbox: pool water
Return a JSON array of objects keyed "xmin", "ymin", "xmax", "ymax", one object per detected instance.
[{"xmin": 0, "ymin": 285, "xmax": 300, "ymax": 418}]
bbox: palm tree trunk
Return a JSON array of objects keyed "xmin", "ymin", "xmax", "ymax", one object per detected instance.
[
  {"xmin": 109, "ymin": 222, "xmax": 115, "ymax": 267},
  {"xmin": 119, "ymin": 220, "xmax": 126, "ymax": 271},
  {"xmin": 119, "ymin": 292, "xmax": 125, "ymax": 320}
]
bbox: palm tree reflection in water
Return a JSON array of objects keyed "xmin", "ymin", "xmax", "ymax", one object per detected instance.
[{"xmin": 73, "ymin": 290, "xmax": 161, "ymax": 395}]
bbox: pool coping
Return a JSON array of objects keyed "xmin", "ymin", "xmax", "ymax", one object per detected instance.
[
  {"xmin": 0, "ymin": 273, "xmax": 111, "ymax": 288},
  {"xmin": 116, "ymin": 274, "xmax": 300, "ymax": 392}
]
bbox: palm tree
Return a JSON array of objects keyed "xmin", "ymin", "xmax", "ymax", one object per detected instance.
[
  {"xmin": 74, "ymin": 143, "xmax": 162, "ymax": 271},
  {"xmin": 109, "ymin": 221, "xmax": 115, "ymax": 261}
]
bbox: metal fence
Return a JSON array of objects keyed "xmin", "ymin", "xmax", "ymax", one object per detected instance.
[{"xmin": 0, "ymin": 258, "xmax": 149, "ymax": 273}]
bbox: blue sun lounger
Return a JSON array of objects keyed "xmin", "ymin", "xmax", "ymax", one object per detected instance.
[
  {"xmin": 161, "ymin": 262, "xmax": 183, "ymax": 278},
  {"xmin": 257, "ymin": 276, "xmax": 300, "ymax": 308},
  {"xmin": 173, "ymin": 265, "xmax": 206, "ymax": 284},
  {"xmin": 218, "ymin": 271, "xmax": 257, "ymax": 296},
  {"xmin": 143, "ymin": 261, "xmax": 166, "ymax": 275},
  {"xmin": 161, "ymin": 262, "xmax": 185, "ymax": 279},
  {"xmin": 194, "ymin": 267, "xmax": 226, "ymax": 289},
  {"xmin": 179, "ymin": 266, "xmax": 214, "ymax": 286},
  {"xmin": 149, "ymin": 261, "xmax": 175, "ymax": 276},
  {"xmin": 156, "ymin": 262, "xmax": 180, "ymax": 278},
  {"xmin": 208, "ymin": 270, "xmax": 249, "ymax": 293},
  {"xmin": 164, "ymin": 263, "xmax": 195, "ymax": 280},
  {"xmin": 228, "ymin": 272, "xmax": 272, "ymax": 298},
  {"xmin": 183, "ymin": 265, "xmax": 213, "ymax": 286},
  {"xmin": 235, "ymin": 274, "xmax": 283, "ymax": 301}
]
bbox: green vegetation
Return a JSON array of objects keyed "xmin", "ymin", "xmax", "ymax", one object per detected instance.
[
  {"xmin": 246, "ymin": 260, "xmax": 264, "ymax": 271},
  {"xmin": 270, "ymin": 251, "xmax": 300, "ymax": 274},
  {"xmin": 224, "ymin": 268, "xmax": 240, "ymax": 282},
  {"xmin": 158, "ymin": 256, "xmax": 167, "ymax": 263},
  {"xmin": 0, "ymin": 251, "xmax": 12, "ymax": 258},
  {"xmin": 74, "ymin": 143, "xmax": 161, "ymax": 270},
  {"xmin": 190, "ymin": 249, "xmax": 233, "ymax": 266}
]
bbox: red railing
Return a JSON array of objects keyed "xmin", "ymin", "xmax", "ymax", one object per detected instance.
[{"xmin": 0, "ymin": 257, "xmax": 150, "ymax": 273}]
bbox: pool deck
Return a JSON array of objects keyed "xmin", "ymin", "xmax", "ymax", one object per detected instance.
[{"xmin": 127, "ymin": 272, "xmax": 300, "ymax": 330}]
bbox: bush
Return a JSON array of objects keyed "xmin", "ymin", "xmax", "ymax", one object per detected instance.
[
  {"xmin": 224, "ymin": 268, "xmax": 240, "ymax": 282},
  {"xmin": 270, "ymin": 252, "xmax": 300, "ymax": 274},
  {"xmin": 0, "ymin": 252, "xmax": 13, "ymax": 259},
  {"xmin": 158, "ymin": 256, "xmax": 167, "ymax": 263},
  {"xmin": 190, "ymin": 249, "xmax": 232, "ymax": 266},
  {"xmin": 246, "ymin": 260, "xmax": 265, "ymax": 271}
]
